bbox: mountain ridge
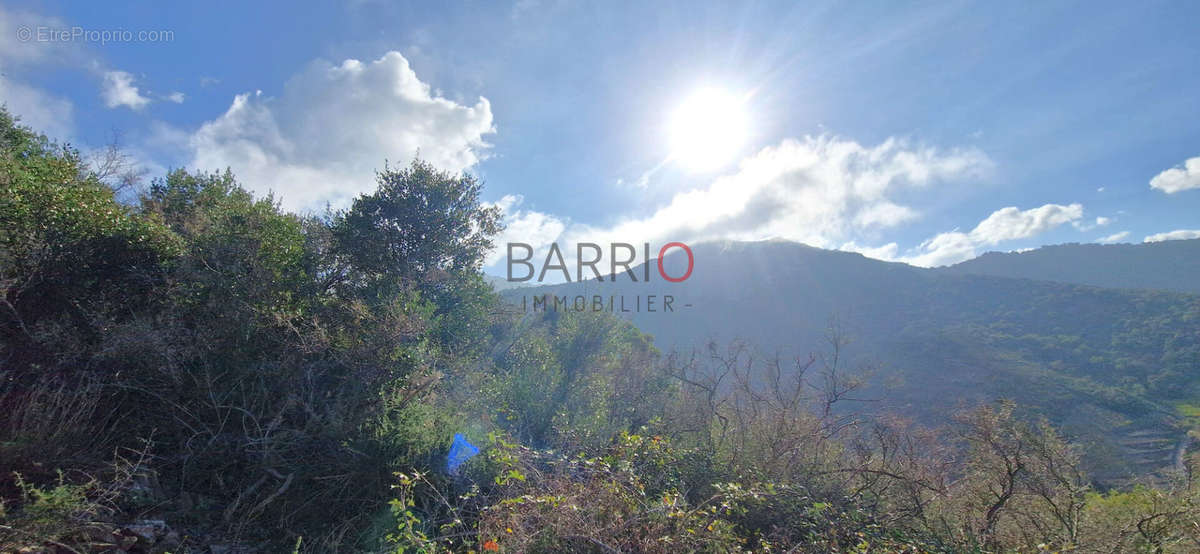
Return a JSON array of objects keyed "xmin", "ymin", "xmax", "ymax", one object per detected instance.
[
  {"xmin": 938, "ymin": 238, "xmax": 1200, "ymax": 294},
  {"xmin": 501, "ymin": 239, "xmax": 1200, "ymax": 481}
]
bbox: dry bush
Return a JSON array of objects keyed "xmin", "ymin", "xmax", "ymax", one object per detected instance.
[
  {"xmin": 386, "ymin": 434, "xmax": 751, "ymax": 553},
  {"xmin": 0, "ymin": 373, "xmax": 119, "ymax": 471},
  {"xmin": 0, "ymin": 443, "xmax": 154, "ymax": 552}
]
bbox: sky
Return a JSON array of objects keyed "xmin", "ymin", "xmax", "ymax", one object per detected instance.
[{"xmin": 2, "ymin": 0, "xmax": 1199, "ymax": 275}]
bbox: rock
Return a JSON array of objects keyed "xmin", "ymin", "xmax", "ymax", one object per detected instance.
[
  {"xmin": 113, "ymin": 530, "xmax": 140, "ymax": 550},
  {"xmin": 81, "ymin": 524, "xmax": 117, "ymax": 543},
  {"xmin": 130, "ymin": 470, "xmax": 161, "ymax": 495},
  {"xmin": 126, "ymin": 519, "xmax": 168, "ymax": 542},
  {"xmin": 160, "ymin": 530, "xmax": 183, "ymax": 550}
]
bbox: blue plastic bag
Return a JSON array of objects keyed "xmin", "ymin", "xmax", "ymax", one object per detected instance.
[{"xmin": 447, "ymin": 433, "xmax": 479, "ymax": 474}]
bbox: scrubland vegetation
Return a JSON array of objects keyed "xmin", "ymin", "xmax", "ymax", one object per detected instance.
[{"xmin": 3, "ymin": 108, "xmax": 1200, "ymax": 552}]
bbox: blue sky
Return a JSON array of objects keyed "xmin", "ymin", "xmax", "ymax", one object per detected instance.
[{"xmin": 2, "ymin": 0, "xmax": 1198, "ymax": 272}]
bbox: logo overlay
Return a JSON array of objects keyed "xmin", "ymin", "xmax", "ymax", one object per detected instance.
[{"xmin": 506, "ymin": 242, "xmax": 694, "ymax": 313}]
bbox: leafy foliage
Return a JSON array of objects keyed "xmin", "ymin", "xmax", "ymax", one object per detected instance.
[{"xmin": 3, "ymin": 107, "xmax": 1200, "ymax": 553}]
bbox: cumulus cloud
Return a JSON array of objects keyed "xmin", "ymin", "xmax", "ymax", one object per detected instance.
[
  {"xmin": 485, "ymin": 135, "xmax": 989, "ymax": 277},
  {"xmin": 186, "ymin": 52, "xmax": 494, "ymax": 212},
  {"xmin": 898, "ymin": 203, "xmax": 1084, "ymax": 267},
  {"xmin": 1150, "ymin": 157, "xmax": 1200, "ymax": 194},
  {"xmin": 1097, "ymin": 231, "xmax": 1130, "ymax": 244},
  {"xmin": 576, "ymin": 136, "xmax": 986, "ymax": 246},
  {"xmin": 1073, "ymin": 215, "xmax": 1112, "ymax": 231},
  {"xmin": 485, "ymin": 195, "xmax": 566, "ymax": 266},
  {"xmin": 164, "ymin": 91, "xmax": 185, "ymax": 104},
  {"xmin": 901, "ymin": 231, "xmax": 980, "ymax": 267},
  {"xmin": 0, "ymin": 7, "xmax": 79, "ymax": 67},
  {"xmin": 970, "ymin": 203, "xmax": 1083, "ymax": 245},
  {"xmin": 0, "ymin": 78, "xmax": 74, "ymax": 140},
  {"xmin": 0, "ymin": 7, "xmax": 80, "ymax": 139},
  {"xmin": 853, "ymin": 202, "xmax": 919, "ymax": 228},
  {"xmin": 3, "ymin": 7, "xmax": 175, "ymax": 132},
  {"xmin": 1144, "ymin": 229, "xmax": 1200, "ymax": 243},
  {"xmin": 101, "ymin": 70, "xmax": 151, "ymax": 110},
  {"xmin": 840, "ymin": 241, "xmax": 900, "ymax": 261}
]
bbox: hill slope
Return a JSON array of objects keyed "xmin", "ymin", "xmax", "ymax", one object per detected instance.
[
  {"xmin": 939, "ymin": 239, "xmax": 1200, "ymax": 294},
  {"xmin": 504, "ymin": 240, "xmax": 1200, "ymax": 480}
]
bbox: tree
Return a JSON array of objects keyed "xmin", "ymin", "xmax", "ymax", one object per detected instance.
[
  {"xmin": 937, "ymin": 401, "xmax": 1092, "ymax": 551},
  {"xmin": 333, "ymin": 159, "xmax": 503, "ymax": 355},
  {"xmin": 333, "ymin": 159, "xmax": 501, "ymax": 286},
  {"xmin": 0, "ymin": 108, "xmax": 178, "ymax": 375}
]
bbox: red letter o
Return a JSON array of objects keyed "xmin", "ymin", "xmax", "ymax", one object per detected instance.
[{"xmin": 657, "ymin": 242, "xmax": 693, "ymax": 283}]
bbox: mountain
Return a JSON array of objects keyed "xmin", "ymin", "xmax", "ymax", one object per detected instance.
[
  {"xmin": 485, "ymin": 273, "xmax": 533, "ymax": 291},
  {"xmin": 504, "ymin": 240, "xmax": 1200, "ymax": 481},
  {"xmin": 939, "ymin": 239, "xmax": 1200, "ymax": 294}
]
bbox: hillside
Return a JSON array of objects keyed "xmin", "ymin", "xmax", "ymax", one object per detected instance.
[
  {"xmin": 6, "ymin": 107, "xmax": 1200, "ymax": 551},
  {"xmin": 506, "ymin": 240, "xmax": 1200, "ymax": 480},
  {"xmin": 940, "ymin": 239, "xmax": 1200, "ymax": 294}
]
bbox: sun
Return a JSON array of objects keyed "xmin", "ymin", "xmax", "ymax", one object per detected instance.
[{"xmin": 668, "ymin": 88, "xmax": 748, "ymax": 172}]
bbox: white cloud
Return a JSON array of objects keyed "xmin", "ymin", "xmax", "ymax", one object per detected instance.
[
  {"xmin": 1150, "ymin": 157, "xmax": 1200, "ymax": 194},
  {"xmin": 619, "ymin": 163, "xmax": 662, "ymax": 190},
  {"xmin": 1073, "ymin": 215, "xmax": 1112, "ymax": 231},
  {"xmin": 511, "ymin": 0, "xmax": 542, "ymax": 19},
  {"xmin": 487, "ymin": 135, "xmax": 988, "ymax": 278},
  {"xmin": 570, "ymin": 136, "xmax": 988, "ymax": 248},
  {"xmin": 895, "ymin": 203, "xmax": 1084, "ymax": 267},
  {"xmin": 970, "ymin": 203, "xmax": 1083, "ymax": 245},
  {"xmin": 901, "ymin": 231, "xmax": 978, "ymax": 267},
  {"xmin": 186, "ymin": 51, "xmax": 494, "ymax": 212},
  {"xmin": 0, "ymin": 7, "xmax": 78, "ymax": 139},
  {"xmin": 1097, "ymin": 231, "xmax": 1129, "ymax": 244},
  {"xmin": 1144, "ymin": 229, "xmax": 1200, "ymax": 243},
  {"xmin": 485, "ymin": 195, "xmax": 566, "ymax": 266},
  {"xmin": 853, "ymin": 201, "xmax": 919, "ymax": 228},
  {"xmin": 0, "ymin": 7, "xmax": 79, "ymax": 68},
  {"xmin": 165, "ymin": 91, "xmax": 185, "ymax": 103},
  {"xmin": 0, "ymin": 78, "xmax": 74, "ymax": 140},
  {"xmin": 840, "ymin": 241, "xmax": 900, "ymax": 261},
  {"xmin": 101, "ymin": 70, "xmax": 151, "ymax": 110}
]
